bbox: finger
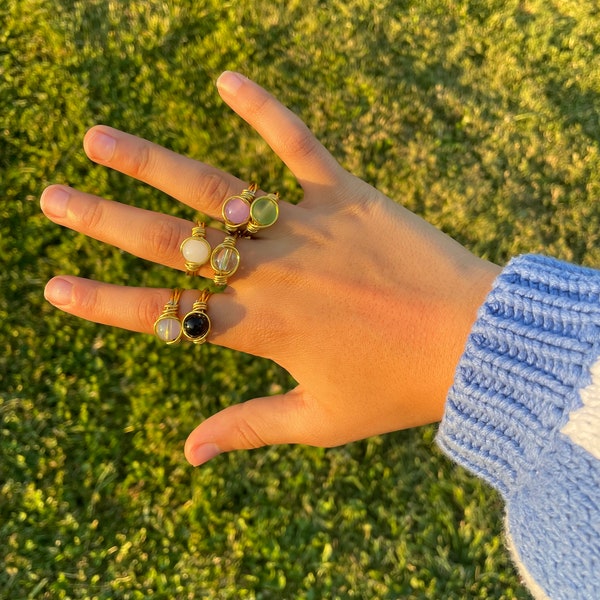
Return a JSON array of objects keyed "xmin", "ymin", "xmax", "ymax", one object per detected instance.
[
  {"xmin": 216, "ymin": 72, "xmax": 344, "ymax": 189},
  {"xmin": 43, "ymin": 277, "xmax": 244, "ymax": 344},
  {"xmin": 44, "ymin": 273, "xmax": 299, "ymax": 360},
  {"xmin": 83, "ymin": 125, "xmax": 247, "ymax": 219},
  {"xmin": 184, "ymin": 386, "xmax": 326, "ymax": 466},
  {"xmin": 44, "ymin": 276, "xmax": 179, "ymax": 333},
  {"xmin": 40, "ymin": 184, "xmax": 222, "ymax": 272}
]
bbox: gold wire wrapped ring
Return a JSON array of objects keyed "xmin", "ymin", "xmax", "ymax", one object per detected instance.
[
  {"xmin": 154, "ymin": 288, "xmax": 183, "ymax": 344},
  {"xmin": 246, "ymin": 192, "xmax": 280, "ymax": 234},
  {"xmin": 181, "ymin": 289, "xmax": 212, "ymax": 344},
  {"xmin": 222, "ymin": 182, "xmax": 258, "ymax": 234},
  {"xmin": 180, "ymin": 222, "xmax": 212, "ymax": 276}
]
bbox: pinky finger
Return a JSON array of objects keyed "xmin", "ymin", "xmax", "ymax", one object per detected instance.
[
  {"xmin": 44, "ymin": 276, "xmax": 252, "ymax": 352},
  {"xmin": 45, "ymin": 276, "xmax": 173, "ymax": 334}
]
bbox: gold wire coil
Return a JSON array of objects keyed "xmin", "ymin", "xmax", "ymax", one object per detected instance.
[{"xmin": 244, "ymin": 182, "xmax": 259, "ymax": 196}]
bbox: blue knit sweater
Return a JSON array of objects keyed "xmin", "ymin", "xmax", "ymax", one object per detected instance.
[{"xmin": 437, "ymin": 254, "xmax": 600, "ymax": 600}]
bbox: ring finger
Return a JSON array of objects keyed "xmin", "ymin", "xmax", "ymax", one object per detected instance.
[{"xmin": 40, "ymin": 184, "xmax": 223, "ymax": 273}]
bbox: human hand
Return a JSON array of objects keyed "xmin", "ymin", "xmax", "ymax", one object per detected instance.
[{"xmin": 41, "ymin": 72, "xmax": 500, "ymax": 466}]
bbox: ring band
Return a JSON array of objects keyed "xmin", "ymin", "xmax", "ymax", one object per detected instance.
[{"xmin": 154, "ymin": 288, "xmax": 183, "ymax": 344}]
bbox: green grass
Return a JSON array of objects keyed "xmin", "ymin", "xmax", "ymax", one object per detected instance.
[{"xmin": 3, "ymin": 0, "xmax": 600, "ymax": 597}]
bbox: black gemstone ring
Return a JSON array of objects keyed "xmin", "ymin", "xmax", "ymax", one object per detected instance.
[{"xmin": 181, "ymin": 290, "xmax": 211, "ymax": 344}]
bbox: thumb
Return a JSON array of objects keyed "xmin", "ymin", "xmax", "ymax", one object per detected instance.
[{"xmin": 184, "ymin": 386, "xmax": 320, "ymax": 466}]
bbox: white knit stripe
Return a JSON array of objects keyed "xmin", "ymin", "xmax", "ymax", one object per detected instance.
[
  {"xmin": 561, "ymin": 357, "xmax": 600, "ymax": 461},
  {"xmin": 504, "ymin": 517, "xmax": 552, "ymax": 600}
]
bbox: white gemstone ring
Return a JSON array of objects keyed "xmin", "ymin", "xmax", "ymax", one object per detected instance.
[{"xmin": 180, "ymin": 222, "xmax": 212, "ymax": 276}]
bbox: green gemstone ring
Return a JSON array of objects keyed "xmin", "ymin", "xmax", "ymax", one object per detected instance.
[{"xmin": 246, "ymin": 192, "xmax": 280, "ymax": 234}]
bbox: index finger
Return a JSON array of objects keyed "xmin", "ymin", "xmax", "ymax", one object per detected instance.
[{"xmin": 216, "ymin": 71, "xmax": 344, "ymax": 190}]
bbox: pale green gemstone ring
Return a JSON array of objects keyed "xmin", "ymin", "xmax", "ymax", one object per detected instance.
[{"xmin": 246, "ymin": 192, "xmax": 280, "ymax": 234}]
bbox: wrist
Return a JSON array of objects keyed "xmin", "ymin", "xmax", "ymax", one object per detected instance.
[{"xmin": 426, "ymin": 254, "xmax": 501, "ymax": 422}]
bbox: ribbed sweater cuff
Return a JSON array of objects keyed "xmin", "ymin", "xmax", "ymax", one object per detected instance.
[{"xmin": 437, "ymin": 254, "xmax": 600, "ymax": 497}]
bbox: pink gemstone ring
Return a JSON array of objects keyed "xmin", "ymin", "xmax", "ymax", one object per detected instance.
[
  {"xmin": 222, "ymin": 195, "xmax": 251, "ymax": 230},
  {"xmin": 222, "ymin": 182, "xmax": 258, "ymax": 233}
]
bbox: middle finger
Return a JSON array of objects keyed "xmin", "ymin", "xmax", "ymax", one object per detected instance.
[{"xmin": 83, "ymin": 125, "xmax": 247, "ymax": 219}]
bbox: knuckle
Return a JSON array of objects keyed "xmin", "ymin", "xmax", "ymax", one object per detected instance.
[
  {"xmin": 146, "ymin": 219, "xmax": 183, "ymax": 264},
  {"xmin": 187, "ymin": 172, "xmax": 232, "ymax": 214},
  {"xmin": 76, "ymin": 198, "xmax": 105, "ymax": 231},
  {"xmin": 248, "ymin": 92, "xmax": 273, "ymax": 122},
  {"xmin": 126, "ymin": 143, "xmax": 154, "ymax": 181},
  {"xmin": 246, "ymin": 93, "xmax": 320, "ymax": 163},
  {"xmin": 137, "ymin": 290, "xmax": 166, "ymax": 331},
  {"xmin": 73, "ymin": 282, "xmax": 99, "ymax": 314},
  {"xmin": 280, "ymin": 126, "xmax": 319, "ymax": 163},
  {"xmin": 233, "ymin": 414, "xmax": 268, "ymax": 450}
]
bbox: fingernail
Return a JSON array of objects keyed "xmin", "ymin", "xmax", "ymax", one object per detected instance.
[
  {"xmin": 45, "ymin": 278, "xmax": 73, "ymax": 306},
  {"xmin": 87, "ymin": 130, "xmax": 116, "ymax": 162},
  {"xmin": 41, "ymin": 186, "xmax": 70, "ymax": 219},
  {"xmin": 216, "ymin": 71, "xmax": 246, "ymax": 95},
  {"xmin": 189, "ymin": 443, "xmax": 222, "ymax": 467}
]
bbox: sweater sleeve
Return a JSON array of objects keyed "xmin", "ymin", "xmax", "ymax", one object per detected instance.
[{"xmin": 437, "ymin": 254, "xmax": 600, "ymax": 600}]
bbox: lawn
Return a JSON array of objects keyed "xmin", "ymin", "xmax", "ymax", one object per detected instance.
[{"xmin": 3, "ymin": 0, "xmax": 600, "ymax": 598}]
